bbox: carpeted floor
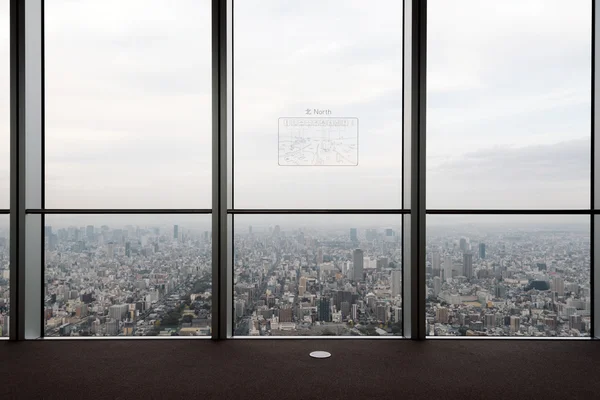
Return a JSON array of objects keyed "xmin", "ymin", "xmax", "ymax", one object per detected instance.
[{"xmin": 1, "ymin": 339, "xmax": 599, "ymax": 399}]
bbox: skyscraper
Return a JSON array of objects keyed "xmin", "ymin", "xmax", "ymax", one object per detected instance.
[
  {"xmin": 173, "ymin": 225, "xmax": 179, "ymax": 240},
  {"xmin": 433, "ymin": 276, "xmax": 441, "ymax": 296},
  {"xmin": 552, "ymin": 276, "xmax": 565, "ymax": 296},
  {"xmin": 318, "ymin": 297, "xmax": 331, "ymax": 322},
  {"xmin": 459, "ymin": 237, "xmax": 468, "ymax": 252},
  {"xmin": 432, "ymin": 252, "xmax": 441, "ymax": 275},
  {"xmin": 391, "ymin": 270, "xmax": 402, "ymax": 297},
  {"xmin": 463, "ymin": 252, "xmax": 473, "ymax": 279},
  {"xmin": 443, "ymin": 255, "xmax": 453, "ymax": 281},
  {"xmin": 479, "ymin": 243, "xmax": 486, "ymax": 259},
  {"xmin": 510, "ymin": 316, "xmax": 520, "ymax": 333},
  {"xmin": 376, "ymin": 303, "xmax": 387, "ymax": 323},
  {"xmin": 350, "ymin": 228, "xmax": 358, "ymax": 242},
  {"xmin": 353, "ymin": 249, "xmax": 364, "ymax": 282}
]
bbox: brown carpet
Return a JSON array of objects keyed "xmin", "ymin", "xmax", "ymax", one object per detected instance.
[{"xmin": 1, "ymin": 339, "xmax": 599, "ymax": 399}]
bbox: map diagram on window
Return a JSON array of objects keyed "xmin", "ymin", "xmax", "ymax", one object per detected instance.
[{"xmin": 278, "ymin": 117, "xmax": 359, "ymax": 166}]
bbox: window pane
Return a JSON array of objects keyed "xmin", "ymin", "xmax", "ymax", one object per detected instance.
[
  {"xmin": 45, "ymin": 0, "xmax": 212, "ymax": 208},
  {"xmin": 0, "ymin": 1, "xmax": 8, "ymax": 209},
  {"xmin": 427, "ymin": 0, "xmax": 591, "ymax": 209},
  {"xmin": 234, "ymin": 215, "xmax": 402, "ymax": 337},
  {"xmin": 426, "ymin": 215, "xmax": 590, "ymax": 337},
  {"xmin": 0, "ymin": 215, "xmax": 7, "ymax": 337},
  {"xmin": 44, "ymin": 214, "xmax": 211, "ymax": 337},
  {"xmin": 234, "ymin": 1, "xmax": 403, "ymax": 209}
]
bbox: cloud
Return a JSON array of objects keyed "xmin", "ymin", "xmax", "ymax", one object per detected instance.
[{"xmin": 428, "ymin": 139, "xmax": 590, "ymax": 209}]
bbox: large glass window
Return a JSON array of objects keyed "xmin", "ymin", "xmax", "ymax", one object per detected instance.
[
  {"xmin": 44, "ymin": 214, "xmax": 211, "ymax": 337},
  {"xmin": 233, "ymin": 215, "xmax": 402, "ymax": 336},
  {"xmin": 426, "ymin": 215, "xmax": 590, "ymax": 337},
  {"xmin": 0, "ymin": 1, "xmax": 7, "ymax": 210},
  {"xmin": 233, "ymin": 0, "xmax": 403, "ymax": 209},
  {"xmin": 44, "ymin": 0, "xmax": 212, "ymax": 209},
  {"xmin": 427, "ymin": 0, "xmax": 591, "ymax": 209},
  {"xmin": 1, "ymin": 1, "xmax": 9, "ymax": 338}
]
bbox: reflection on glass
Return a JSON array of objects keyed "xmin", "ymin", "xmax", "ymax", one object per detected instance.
[
  {"xmin": 0, "ymin": 215, "xmax": 8, "ymax": 337},
  {"xmin": 427, "ymin": 0, "xmax": 591, "ymax": 209},
  {"xmin": 234, "ymin": 215, "xmax": 402, "ymax": 337},
  {"xmin": 0, "ymin": 1, "xmax": 9, "ymax": 209},
  {"xmin": 44, "ymin": 215, "xmax": 211, "ymax": 337},
  {"xmin": 426, "ymin": 215, "xmax": 590, "ymax": 337},
  {"xmin": 45, "ymin": 0, "xmax": 212, "ymax": 208},
  {"xmin": 234, "ymin": 1, "xmax": 403, "ymax": 209}
]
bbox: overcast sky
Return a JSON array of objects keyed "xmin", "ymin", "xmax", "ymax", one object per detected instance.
[{"xmin": 0, "ymin": 0, "xmax": 594, "ymax": 222}]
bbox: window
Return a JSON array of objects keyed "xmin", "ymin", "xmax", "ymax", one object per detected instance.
[
  {"xmin": 45, "ymin": 0, "xmax": 212, "ymax": 209},
  {"xmin": 234, "ymin": 0, "xmax": 403, "ymax": 209},
  {"xmin": 44, "ymin": 214, "xmax": 211, "ymax": 337},
  {"xmin": 5, "ymin": 0, "xmax": 598, "ymax": 341},
  {"xmin": 42, "ymin": 0, "xmax": 212, "ymax": 337},
  {"xmin": 0, "ymin": 0, "xmax": 7, "ymax": 210},
  {"xmin": 426, "ymin": 215, "xmax": 590, "ymax": 337},
  {"xmin": 233, "ymin": 215, "xmax": 402, "ymax": 337},
  {"xmin": 427, "ymin": 0, "xmax": 591, "ymax": 209},
  {"xmin": 0, "ymin": 0, "xmax": 8, "ymax": 338},
  {"xmin": 231, "ymin": 0, "xmax": 404, "ymax": 337},
  {"xmin": 426, "ymin": 0, "xmax": 592, "ymax": 337}
]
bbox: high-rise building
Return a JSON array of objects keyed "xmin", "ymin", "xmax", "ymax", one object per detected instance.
[
  {"xmin": 86, "ymin": 225, "xmax": 94, "ymax": 240},
  {"xmin": 479, "ymin": 243, "xmax": 486, "ymax": 259},
  {"xmin": 353, "ymin": 249, "xmax": 364, "ymax": 282},
  {"xmin": 459, "ymin": 237, "xmax": 468, "ymax": 252},
  {"xmin": 433, "ymin": 276, "xmax": 441, "ymax": 297},
  {"xmin": 443, "ymin": 255, "xmax": 453, "ymax": 281},
  {"xmin": 376, "ymin": 303, "xmax": 387, "ymax": 323},
  {"xmin": 106, "ymin": 320, "xmax": 119, "ymax": 336},
  {"xmin": 318, "ymin": 297, "xmax": 331, "ymax": 322},
  {"xmin": 463, "ymin": 252, "xmax": 473, "ymax": 279},
  {"xmin": 432, "ymin": 252, "xmax": 441, "ymax": 275},
  {"xmin": 317, "ymin": 248, "xmax": 323, "ymax": 265},
  {"xmin": 484, "ymin": 313, "xmax": 496, "ymax": 329},
  {"xmin": 109, "ymin": 304, "xmax": 128, "ymax": 321},
  {"xmin": 350, "ymin": 228, "xmax": 358, "ymax": 242},
  {"xmin": 436, "ymin": 307, "xmax": 449, "ymax": 324},
  {"xmin": 391, "ymin": 270, "xmax": 402, "ymax": 297},
  {"xmin": 552, "ymin": 277, "xmax": 565, "ymax": 296},
  {"xmin": 351, "ymin": 304, "xmax": 358, "ymax": 321},
  {"xmin": 569, "ymin": 314, "xmax": 582, "ymax": 331},
  {"xmin": 249, "ymin": 225, "xmax": 252, "ymax": 234},
  {"xmin": 340, "ymin": 301, "xmax": 351, "ymax": 319},
  {"xmin": 173, "ymin": 225, "xmax": 179, "ymax": 240},
  {"xmin": 279, "ymin": 305, "xmax": 293, "ymax": 323},
  {"xmin": 510, "ymin": 316, "xmax": 520, "ymax": 333},
  {"xmin": 299, "ymin": 276, "xmax": 307, "ymax": 296}
]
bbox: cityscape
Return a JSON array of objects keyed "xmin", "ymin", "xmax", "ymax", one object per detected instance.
[
  {"xmin": 44, "ymin": 218, "xmax": 212, "ymax": 337},
  {"xmin": 0, "ymin": 217, "xmax": 592, "ymax": 338},
  {"xmin": 233, "ymin": 218, "xmax": 403, "ymax": 336},
  {"xmin": 426, "ymin": 218, "xmax": 590, "ymax": 337}
]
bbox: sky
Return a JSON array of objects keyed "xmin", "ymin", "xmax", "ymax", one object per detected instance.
[{"xmin": 0, "ymin": 0, "xmax": 594, "ymax": 221}]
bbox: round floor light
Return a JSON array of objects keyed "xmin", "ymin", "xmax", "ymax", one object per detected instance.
[{"xmin": 309, "ymin": 351, "xmax": 331, "ymax": 359}]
